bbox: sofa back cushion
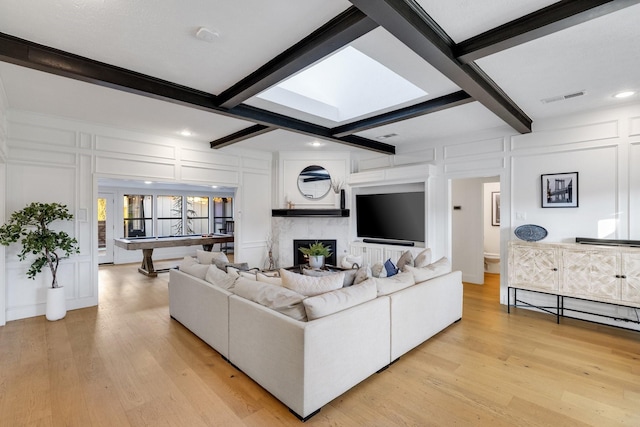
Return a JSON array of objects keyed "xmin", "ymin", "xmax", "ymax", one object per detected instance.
[
  {"xmin": 303, "ymin": 279, "xmax": 377, "ymax": 320},
  {"xmin": 233, "ymin": 277, "xmax": 307, "ymax": 321},
  {"xmin": 403, "ymin": 257, "xmax": 451, "ymax": 283},
  {"xmin": 373, "ymin": 271, "xmax": 416, "ymax": 296},
  {"xmin": 256, "ymin": 272, "xmax": 283, "ymax": 286},
  {"xmin": 280, "ymin": 268, "xmax": 344, "ymax": 296}
]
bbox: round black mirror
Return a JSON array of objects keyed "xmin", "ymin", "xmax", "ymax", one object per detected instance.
[{"xmin": 297, "ymin": 165, "xmax": 331, "ymax": 200}]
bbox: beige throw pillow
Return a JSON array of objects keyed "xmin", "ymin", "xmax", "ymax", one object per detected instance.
[
  {"xmin": 256, "ymin": 272, "xmax": 283, "ymax": 286},
  {"xmin": 303, "ymin": 279, "xmax": 377, "ymax": 321},
  {"xmin": 205, "ymin": 265, "xmax": 237, "ymax": 290},
  {"xmin": 302, "ymin": 268, "xmax": 357, "ymax": 287},
  {"xmin": 280, "ymin": 268, "xmax": 344, "ymax": 297},
  {"xmin": 396, "ymin": 250, "xmax": 414, "ymax": 270},
  {"xmin": 233, "ymin": 278, "xmax": 307, "ymax": 321},
  {"xmin": 373, "ymin": 271, "xmax": 416, "ymax": 296},
  {"xmin": 413, "ymin": 248, "xmax": 433, "ymax": 268},
  {"xmin": 179, "ymin": 256, "xmax": 209, "ymax": 279},
  {"xmin": 404, "ymin": 257, "xmax": 451, "ymax": 283},
  {"xmin": 196, "ymin": 249, "xmax": 229, "ymax": 265}
]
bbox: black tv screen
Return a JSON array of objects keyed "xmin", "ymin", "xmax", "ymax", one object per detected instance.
[{"xmin": 356, "ymin": 192, "xmax": 425, "ymax": 243}]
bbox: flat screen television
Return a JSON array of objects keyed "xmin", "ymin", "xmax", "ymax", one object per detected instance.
[{"xmin": 356, "ymin": 192, "xmax": 425, "ymax": 243}]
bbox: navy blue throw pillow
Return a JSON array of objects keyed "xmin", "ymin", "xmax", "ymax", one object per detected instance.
[{"xmin": 384, "ymin": 258, "xmax": 398, "ymax": 277}]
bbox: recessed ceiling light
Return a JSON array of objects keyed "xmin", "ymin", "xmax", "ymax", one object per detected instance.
[
  {"xmin": 195, "ymin": 27, "xmax": 219, "ymax": 42},
  {"xmin": 310, "ymin": 141, "xmax": 322, "ymax": 147},
  {"xmin": 614, "ymin": 91, "xmax": 635, "ymax": 99},
  {"xmin": 211, "ymin": 185, "xmax": 218, "ymax": 188},
  {"xmin": 180, "ymin": 129, "xmax": 192, "ymax": 137},
  {"xmin": 144, "ymin": 181, "xmax": 153, "ymax": 184},
  {"xmin": 376, "ymin": 133, "xmax": 398, "ymax": 140}
]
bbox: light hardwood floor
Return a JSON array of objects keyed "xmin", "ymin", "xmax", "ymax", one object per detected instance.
[{"xmin": 1, "ymin": 266, "xmax": 639, "ymax": 426}]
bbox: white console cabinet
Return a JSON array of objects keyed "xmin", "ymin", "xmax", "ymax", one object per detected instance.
[
  {"xmin": 508, "ymin": 241, "xmax": 640, "ymax": 324},
  {"xmin": 349, "ymin": 242, "xmax": 424, "ymax": 266}
]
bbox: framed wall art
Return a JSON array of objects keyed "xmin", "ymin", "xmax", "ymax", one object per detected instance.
[
  {"xmin": 541, "ymin": 172, "xmax": 578, "ymax": 208},
  {"xmin": 491, "ymin": 191, "xmax": 500, "ymax": 226}
]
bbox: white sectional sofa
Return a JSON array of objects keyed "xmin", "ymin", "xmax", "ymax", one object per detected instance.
[{"xmin": 168, "ymin": 256, "xmax": 463, "ymax": 421}]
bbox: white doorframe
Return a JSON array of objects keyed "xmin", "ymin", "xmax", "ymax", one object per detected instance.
[{"xmin": 98, "ymin": 191, "xmax": 115, "ymax": 264}]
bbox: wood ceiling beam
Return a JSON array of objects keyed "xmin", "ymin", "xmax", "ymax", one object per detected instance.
[
  {"xmin": 210, "ymin": 124, "xmax": 275, "ymax": 149},
  {"xmin": 331, "ymin": 90, "xmax": 472, "ymax": 137},
  {"xmin": 349, "ymin": 0, "xmax": 532, "ymax": 134},
  {"xmin": 216, "ymin": 7, "xmax": 378, "ymax": 109},
  {"xmin": 0, "ymin": 32, "xmax": 395, "ymax": 154},
  {"xmin": 456, "ymin": 0, "xmax": 640, "ymax": 63}
]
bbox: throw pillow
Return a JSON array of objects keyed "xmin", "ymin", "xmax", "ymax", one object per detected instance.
[
  {"xmin": 205, "ymin": 264, "xmax": 237, "ymax": 290},
  {"xmin": 302, "ymin": 268, "xmax": 357, "ymax": 287},
  {"xmin": 196, "ymin": 249, "xmax": 229, "ymax": 265},
  {"xmin": 396, "ymin": 250, "xmax": 414, "ymax": 271},
  {"xmin": 353, "ymin": 265, "xmax": 371, "ymax": 285},
  {"xmin": 373, "ymin": 271, "xmax": 416, "ymax": 296},
  {"xmin": 303, "ymin": 279, "xmax": 377, "ymax": 321},
  {"xmin": 179, "ymin": 255, "xmax": 197, "ymax": 269},
  {"xmin": 239, "ymin": 270, "xmax": 257, "ymax": 280},
  {"xmin": 280, "ymin": 268, "xmax": 344, "ymax": 297},
  {"xmin": 179, "ymin": 257, "xmax": 209, "ymax": 280},
  {"xmin": 414, "ymin": 248, "xmax": 432, "ymax": 268},
  {"xmin": 371, "ymin": 262, "xmax": 387, "ymax": 278},
  {"xmin": 256, "ymin": 272, "xmax": 283, "ymax": 286},
  {"xmin": 384, "ymin": 258, "xmax": 398, "ymax": 277},
  {"xmin": 233, "ymin": 278, "xmax": 307, "ymax": 321},
  {"xmin": 404, "ymin": 257, "xmax": 452, "ymax": 283},
  {"xmin": 340, "ymin": 254, "xmax": 363, "ymax": 269}
]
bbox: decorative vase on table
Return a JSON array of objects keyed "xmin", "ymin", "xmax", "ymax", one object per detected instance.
[
  {"xmin": 46, "ymin": 286, "xmax": 67, "ymax": 321},
  {"xmin": 308, "ymin": 255, "xmax": 324, "ymax": 269}
]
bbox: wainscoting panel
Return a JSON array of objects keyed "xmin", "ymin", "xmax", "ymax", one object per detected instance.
[{"xmin": 95, "ymin": 135, "xmax": 176, "ymax": 159}]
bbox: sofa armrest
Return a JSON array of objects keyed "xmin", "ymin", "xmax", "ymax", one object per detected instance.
[
  {"xmin": 228, "ymin": 294, "xmax": 390, "ymax": 419},
  {"xmin": 169, "ymin": 268, "xmax": 232, "ymax": 358},
  {"xmin": 389, "ymin": 270, "xmax": 463, "ymax": 360}
]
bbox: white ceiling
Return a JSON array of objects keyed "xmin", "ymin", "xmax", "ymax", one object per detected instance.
[{"xmin": 0, "ymin": 0, "xmax": 639, "ymax": 154}]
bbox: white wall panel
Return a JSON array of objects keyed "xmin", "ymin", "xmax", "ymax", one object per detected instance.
[
  {"xmin": 239, "ymin": 171, "xmax": 271, "ymax": 267},
  {"xmin": 630, "ymin": 116, "xmax": 640, "ymax": 136},
  {"xmin": 9, "ymin": 147, "xmax": 77, "ymax": 165},
  {"xmin": 95, "ymin": 135, "xmax": 175, "ymax": 159},
  {"xmin": 180, "ymin": 165, "xmax": 239, "ymax": 185},
  {"xmin": 513, "ymin": 120, "xmax": 619, "ymax": 151},
  {"xmin": 9, "ymin": 122, "xmax": 76, "ymax": 147},
  {"xmin": 96, "ymin": 156, "xmax": 176, "ymax": 180},
  {"xmin": 181, "ymin": 147, "xmax": 240, "ymax": 167},
  {"xmin": 444, "ymin": 137, "xmax": 505, "ymax": 159}
]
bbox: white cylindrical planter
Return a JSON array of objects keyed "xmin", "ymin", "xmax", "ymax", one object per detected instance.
[
  {"xmin": 46, "ymin": 286, "xmax": 66, "ymax": 321},
  {"xmin": 308, "ymin": 255, "xmax": 324, "ymax": 269}
]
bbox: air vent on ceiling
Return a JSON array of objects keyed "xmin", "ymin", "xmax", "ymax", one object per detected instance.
[
  {"xmin": 541, "ymin": 90, "xmax": 586, "ymax": 104},
  {"xmin": 376, "ymin": 133, "xmax": 398, "ymax": 140}
]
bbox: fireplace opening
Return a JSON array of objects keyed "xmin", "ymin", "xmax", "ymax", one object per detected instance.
[{"xmin": 293, "ymin": 239, "xmax": 337, "ymax": 267}]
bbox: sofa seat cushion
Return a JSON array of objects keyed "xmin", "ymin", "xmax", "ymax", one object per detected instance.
[
  {"xmin": 280, "ymin": 268, "xmax": 344, "ymax": 296},
  {"xmin": 303, "ymin": 279, "xmax": 377, "ymax": 320},
  {"xmin": 233, "ymin": 277, "xmax": 307, "ymax": 321},
  {"xmin": 404, "ymin": 257, "xmax": 451, "ymax": 283},
  {"xmin": 373, "ymin": 271, "xmax": 416, "ymax": 296}
]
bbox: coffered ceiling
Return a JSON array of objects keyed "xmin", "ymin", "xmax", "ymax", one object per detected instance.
[{"xmin": 0, "ymin": 0, "xmax": 638, "ymax": 155}]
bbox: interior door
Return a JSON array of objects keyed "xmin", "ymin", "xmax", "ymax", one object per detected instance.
[{"xmin": 98, "ymin": 192, "xmax": 115, "ymax": 264}]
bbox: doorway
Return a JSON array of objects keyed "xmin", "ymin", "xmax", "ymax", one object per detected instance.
[
  {"xmin": 98, "ymin": 192, "xmax": 115, "ymax": 264},
  {"xmin": 451, "ymin": 176, "xmax": 500, "ymax": 284}
]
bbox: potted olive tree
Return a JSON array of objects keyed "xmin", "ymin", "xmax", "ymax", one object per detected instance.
[
  {"xmin": 299, "ymin": 241, "xmax": 332, "ymax": 269},
  {"xmin": 0, "ymin": 202, "xmax": 80, "ymax": 321}
]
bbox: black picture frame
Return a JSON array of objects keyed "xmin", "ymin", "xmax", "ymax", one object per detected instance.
[
  {"xmin": 541, "ymin": 172, "xmax": 578, "ymax": 208},
  {"xmin": 491, "ymin": 192, "xmax": 500, "ymax": 226}
]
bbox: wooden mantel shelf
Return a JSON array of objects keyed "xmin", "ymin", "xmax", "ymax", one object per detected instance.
[{"xmin": 271, "ymin": 209, "xmax": 350, "ymax": 218}]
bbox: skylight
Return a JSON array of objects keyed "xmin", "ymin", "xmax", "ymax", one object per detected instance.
[{"xmin": 257, "ymin": 46, "xmax": 428, "ymax": 123}]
